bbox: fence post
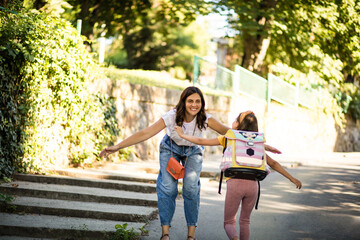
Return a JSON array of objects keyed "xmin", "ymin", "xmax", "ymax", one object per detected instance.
[
  {"xmin": 193, "ymin": 55, "xmax": 199, "ymax": 85},
  {"xmin": 233, "ymin": 65, "xmax": 240, "ymax": 95},
  {"xmin": 76, "ymin": 19, "xmax": 82, "ymax": 36},
  {"xmin": 98, "ymin": 24, "xmax": 107, "ymax": 64},
  {"xmin": 99, "ymin": 37, "xmax": 105, "ymax": 64},
  {"xmin": 267, "ymin": 73, "xmax": 273, "ymax": 107},
  {"xmin": 295, "ymin": 81, "xmax": 300, "ymax": 108},
  {"xmin": 318, "ymin": 86, "xmax": 322, "ymax": 107},
  {"xmin": 215, "ymin": 65, "xmax": 222, "ymax": 89}
]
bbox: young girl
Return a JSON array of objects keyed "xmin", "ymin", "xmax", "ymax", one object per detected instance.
[{"xmin": 175, "ymin": 110, "xmax": 302, "ymax": 240}]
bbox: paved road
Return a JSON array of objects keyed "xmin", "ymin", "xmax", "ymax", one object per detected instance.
[{"xmin": 141, "ymin": 165, "xmax": 360, "ymax": 240}]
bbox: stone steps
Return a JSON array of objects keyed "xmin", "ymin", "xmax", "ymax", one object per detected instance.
[
  {"xmin": 0, "ymin": 180, "xmax": 157, "ymax": 207},
  {"xmin": 0, "ymin": 236, "xmax": 54, "ymax": 240},
  {"xmin": 53, "ymin": 168, "xmax": 158, "ymax": 183},
  {"xmin": 0, "ymin": 171, "xmax": 159, "ymax": 239},
  {"xmin": 13, "ymin": 173, "xmax": 157, "ymax": 193},
  {"xmin": 0, "ymin": 213, "xmax": 145, "ymax": 239},
  {"xmin": 1, "ymin": 196, "xmax": 157, "ymax": 222}
]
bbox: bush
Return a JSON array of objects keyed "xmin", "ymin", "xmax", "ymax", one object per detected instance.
[
  {"xmin": 334, "ymin": 83, "xmax": 360, "ymax": 121},
  {"xmin": 0, "ymin": 9, "xmax": 125, "ymax": 178}
]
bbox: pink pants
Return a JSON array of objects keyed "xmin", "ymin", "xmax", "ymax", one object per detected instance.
[{"xmin": 224, "ymin": 179, "xmax": 258, "ymax": 240}]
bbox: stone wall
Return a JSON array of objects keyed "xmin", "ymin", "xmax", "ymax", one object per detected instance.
[
  {"xmin": 94, "ymin": 78, "xmax": 360, "ymax": 160},
  {"xmin": 334, "ymin": 115, "xmax": 360, "ymax": 152}
]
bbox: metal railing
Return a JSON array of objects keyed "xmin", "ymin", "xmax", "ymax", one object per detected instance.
[
  {"xmin": 193, "ymin": 55, "xmax": 321, "ymax": 109},
  {"xmin": 193, "ymin": 55, "xmax": 233, "ymax": 92}
]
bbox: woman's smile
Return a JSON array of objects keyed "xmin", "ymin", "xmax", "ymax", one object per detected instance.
[{"xmin": 185, "ymin": 93, "xmax": 202, "ymax": 119}]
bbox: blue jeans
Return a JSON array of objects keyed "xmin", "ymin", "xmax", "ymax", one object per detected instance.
[{"xmin": 157, "ymin": 134, "xmax": 204, "ymax": 227}]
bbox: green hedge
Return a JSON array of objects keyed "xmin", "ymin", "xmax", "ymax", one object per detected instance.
[{"xmin": 0, "ymin": 10, "xmax": 125, "ymax": 178}]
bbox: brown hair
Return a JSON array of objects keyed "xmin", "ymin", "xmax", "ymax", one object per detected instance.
[
  {"xmin": 236, "ymin": 111, "xmax": 258, "ymax": 132},
  {"xmin": 175, "ymin": 86, "xmax": 207, "ymax": 130}
]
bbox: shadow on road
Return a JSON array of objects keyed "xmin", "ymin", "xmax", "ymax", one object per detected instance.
[
  {"xmin": 251, "ymin": 166, "xmax": 360, "ymax": 240},
  {"xmin": 142, "ymin": 166, "xmax": 360, "ymax": 240}
]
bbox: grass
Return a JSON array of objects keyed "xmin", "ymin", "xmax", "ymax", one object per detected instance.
[
  {"xmin": 101, "ymin": 66, "xmax": 233, "ymax": 97},
  {"xmin": 101, "ymin": 66, "xmax": 191, "ymax": 91}
]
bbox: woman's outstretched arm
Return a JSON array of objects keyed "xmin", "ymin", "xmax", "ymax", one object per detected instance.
[
  {"xmin": 99, "ymin": 118, "xmax": 166, "ymax": 158},
  {"xmin": 207, "ymin": 117, "xmax": 230, "ymax": 135}
]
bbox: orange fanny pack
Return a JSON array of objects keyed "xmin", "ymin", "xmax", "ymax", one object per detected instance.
[{"xmin": 166, "ymin": 157, "xmax": 185, "ymax": 180}]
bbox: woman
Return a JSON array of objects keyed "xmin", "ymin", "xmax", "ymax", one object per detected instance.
[{"xmin": 100, "ymin": 86, "xmax": 279, "ymax": 240}]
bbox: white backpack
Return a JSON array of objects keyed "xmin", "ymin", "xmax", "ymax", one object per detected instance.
[{"xmin": 218, "ymin": 129, "xmax": 270, "ymax": 209}]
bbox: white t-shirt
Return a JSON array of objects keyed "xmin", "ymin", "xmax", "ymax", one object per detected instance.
[{"xmin": 162, "ymin": 109, "xmax": 212, "ymax": 146}]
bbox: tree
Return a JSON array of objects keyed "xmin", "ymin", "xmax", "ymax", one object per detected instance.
[
  {"xmin": 23, "ymin": 0, "xmax": 71, "ymax": 17},
  {"xmin": 268, "ymin": 0, "xmax": 360, "ymax": 85},
  {"xmin": 213, "ymin": 0, "xmax": 360, "ymax": 85},
  {"xmin": 316, "ymin": 0, "xmax": 360, "ymax": 84},
  {"xmin": 119, "ymin": 0, "xmax": 208, "ymax": 70},
  {"xmin": 212, "ymin": 0, "xmax": 277, "ymax": 75},
  {"xmin": 60, "ymin": 0, "xmax": 211, "ymax": 72},
  {"xmin": 212, "ymin": 0, "xmax": 360, "ymax": 120},
  {"xmin": 62, "ymin": 0, "xmax": 135, "ymax": 50}
]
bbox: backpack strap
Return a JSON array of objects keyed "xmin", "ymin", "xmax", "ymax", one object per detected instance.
[
  {"xmin": 219, "ymin": 138, "xmax": 228, "ymax": 194},
  {"xmin": 222, "ymin": 138, "xmax": 228, "ymax": 154},
  {"xmin": 218, "ymin": 171, "xmax": 223, "ymax": 194},
  {"xmin": 255, "ymin": 180, "xmax": 260, "ymax": 210}
]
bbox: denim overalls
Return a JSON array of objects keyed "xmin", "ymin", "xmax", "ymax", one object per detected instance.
[{"xmin": 156, "ymin": 134, "xmax": 204, "ymax": 226}]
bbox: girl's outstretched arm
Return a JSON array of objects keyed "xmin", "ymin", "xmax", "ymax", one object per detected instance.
[
  {"xmin": 266, "ymin": 154, "xmax": 302, "ymax": 189},
  {"xmin": 174, "ymin": 126, "xmax": 220, "ymax": 146},
  {"xmin": 99, "ymin": 119, "xmax": 166, "ymax": 158}
]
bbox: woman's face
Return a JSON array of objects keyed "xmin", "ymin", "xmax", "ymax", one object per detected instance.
[{"xmin": 185, "ymin": 93, "xmax": 202, "ymax": 118}]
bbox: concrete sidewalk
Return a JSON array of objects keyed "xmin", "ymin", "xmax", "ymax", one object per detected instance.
[
  {"xmin": 42, "ymin": 151, "xmax": 359, "ymax": 240},
  {"xmin": 271, "ymin": 151, "xmax": 360, "ymax": 170},
  {"xmin": 137, "ymin": 152, "xmax": 360, "ymax": 240},
  {"xmin": 92, "ymin": 151, "xmax": 360, "ymax": 177}
]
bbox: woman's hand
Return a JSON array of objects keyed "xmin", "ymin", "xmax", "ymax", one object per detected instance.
[
  {"xmin": 99, "ymin": 146, "xmax": 118, "ymax": 158},
  {"xmin": 174, "ymin": 126, "xmax": 184, "ymax": 137}
]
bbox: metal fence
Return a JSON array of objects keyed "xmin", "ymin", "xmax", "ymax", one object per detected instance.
[
  {"xmin": 193, "ymin": 55, "xmax": 320, "ymax": 109},
  {"xmin": 268, "ymin": 73, "xmax": 298, "ymax": 107},
  {"xmin": 298, "ymin": 85, "xmax": 321, "ymax": 109},
  {"xmin": 236, "ymin": 65, "xmax": 268, "ymax": 103},
  {"xmin": 193, "ymin": 55, "xmax": 233, "ymax": 92}
]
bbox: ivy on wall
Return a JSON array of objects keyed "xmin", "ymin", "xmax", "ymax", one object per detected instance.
[{"xmin": 0, "ymin": 9, "xmax": 126, "ymax": 179}]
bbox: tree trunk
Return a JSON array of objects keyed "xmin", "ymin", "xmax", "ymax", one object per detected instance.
[
  {"xmin": 32, "ymin": 0, "xmax": 47, "ymax": 9},
  {"xmin": 241, "ymin": 30, "xmax": 271, "ymax": 75},
  {"xmin": 78, "ymin": 0, "xmax": 95, "ymax": 51},
  {"xmin": 241, "ymin": 0, "xmax": 276, "ymax": 75}
]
